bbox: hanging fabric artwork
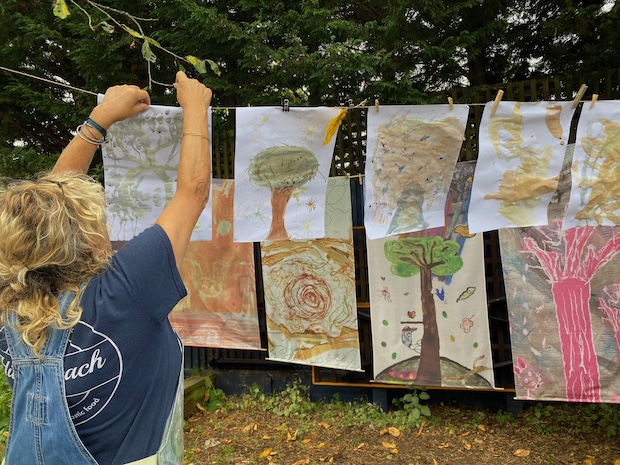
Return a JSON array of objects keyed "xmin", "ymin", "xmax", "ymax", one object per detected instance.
[
  {"xmin": 499, "ymin": 145, "xmax": 620, "ymax": 403},
  {"xmin": 563, "ymin": 100, "xmax": 620, "ymax": 229},
  {"xmin": 468, "ymin": 101, "xmax": 575, "ymax": 234},
  {"xmin": 364, "ymin": 104, "xmax": 469, "ymax": 240},
  {"xmin": 260, "ymin": 177, "xmax": 361, "ymax": 371},
  {"xmin": 233, "ymin": 106, "xmax": 342, "ymax": 242},
  {"xmin": 100, "ymin": 100, "xmax": 213, "ymax": 240},
  {"xmin": 369, "ymin": 162, "xmax": 495, "ymax": 388},
  {"xmin": 168, "ymin": 179, "xmax": 262, "ymax": 350}
]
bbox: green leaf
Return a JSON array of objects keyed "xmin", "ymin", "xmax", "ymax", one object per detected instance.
[
  {"xmin": 179, "ymin": 63, "xmax": 186, "ymax": 72},
  {"xmin": 192, "ymin": 58, "xmax": 208, "ymax": 74},
  {"xmin": 53, "ymin": 0, "xmax": 70, "ymax": 19},
  {"xmin": 419, "ymin": 391, "xmax": 430, "ymax": 400},
  {"xmin": 141, "ymin": 41, "xmax": 157, "ymax": 63},
  {"xmin": 145, "ymin": 36, "xmax": 162, "ymax": 48},
  {"xmin": 206, "ymin": 59, "xmax": 221, "ymax": 76},
  {"xmin": 99, "ymin": 21, "xmax": 114, "ymax": 34},
  {"xmin": 121, "ymin": 25, "xmax": 144, "ymax": 39}
]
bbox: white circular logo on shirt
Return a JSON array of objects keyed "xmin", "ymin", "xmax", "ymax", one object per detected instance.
[{"xmin": 65, "ymin": 321, "xmax": 123, "ymax": 426}]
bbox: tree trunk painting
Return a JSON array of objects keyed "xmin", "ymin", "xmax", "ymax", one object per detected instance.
[
  {"xmin": 417, "ymin": 266, "xmax": 442, "ymax": 385},
  {"xmin": 520, "ymin": 221, "xmax": 620, "ymax": 402},
  {"xmin": 384, "ymin": 236, "xmax": 463, "ymax": 386},
  {"xmin": 267, "ymin": 186, "xmax": 295, "ymax": 240},
  {"xmin": 551, "ymin": 278, "xmax": 600, "ymax": 402}
]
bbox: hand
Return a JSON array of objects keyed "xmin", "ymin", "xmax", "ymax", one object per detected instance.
[
  {"xmin": 89, "ymin": 85, "xmax": 151, "ymax": 130},
  {"xmin": 174, "ymin": 71, "xmax": 212, "ymax": 113}
]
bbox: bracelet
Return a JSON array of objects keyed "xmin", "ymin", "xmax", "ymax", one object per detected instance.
[
  {"xmin": 76, "ymin": 124, "xmax": 107, "ymax": 146},
  {"xmin": 85, "ymin": 117, "xmax": 108, "ymax": 139},
  {"xmin": 182, "ymin": 132, "xmax": 209, "ymax": 140}
]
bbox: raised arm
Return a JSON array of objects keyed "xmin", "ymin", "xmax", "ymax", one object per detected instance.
[
  {"xmin": 53, "ymin": 85, "xmax": 151, "ymax": 174},
  {"xmin": 155, "ymin": 71, "xmax": 212, "ymax": 270}
]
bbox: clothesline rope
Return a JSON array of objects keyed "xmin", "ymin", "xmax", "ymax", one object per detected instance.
[{"xmin": 1, "ymin": 65, "xmax": 593, "ymax": 109}]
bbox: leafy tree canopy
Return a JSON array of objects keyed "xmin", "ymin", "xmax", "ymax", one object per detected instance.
[{"xmin": 1, "ymin": 0, "xmax": 619, "ymax": 177}]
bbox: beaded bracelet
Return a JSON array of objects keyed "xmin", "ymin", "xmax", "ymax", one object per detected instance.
[{"xmin": 182, "ymin": 132, "xmax": 209, "ymax": 140}]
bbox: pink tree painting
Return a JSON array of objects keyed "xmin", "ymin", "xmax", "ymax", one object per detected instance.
[{"xmin": 518, "ymin": 220, "xmax": 620, "ymax": 402}]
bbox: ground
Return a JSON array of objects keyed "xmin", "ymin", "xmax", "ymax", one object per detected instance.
[{"xmin": 183, "ymin": 387, "xmax": 620, "ymax": 465}]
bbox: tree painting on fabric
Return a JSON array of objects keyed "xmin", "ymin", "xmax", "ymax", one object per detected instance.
[
  {"xmin": 500, "ymin": 222, "xmax": 620, "ymax": 402},
  {"xmin": 260, "ymin": 177, "xmax": 361, "ymax": 371},
  {"xmin": 500, "ymin": 144, "xmax": 620, "ymax": 402},
  {"xmin": 101, "ymin": 102, "xmax": 213, "ymax": 240},
  {"xmin": 364, "ymin": 105, "xmax": 469, "ymax": 240},
  {"xmin": 469, "ymin": 101, "xmax": 574, "ymax": 233},
  {"xmin": 369, "ymin": 162, "xmax": 495, "ymax": 388},
  {"xmin": 234, "ymin": 107, "xmax": 341, "ymax": 242},
  {"xmin": 168, "ymin": 179, "xmax": 261, "ymax": 350},
  {"xmin": 563, "ymin": 101, "xmax": 620, "ymax": 229}
]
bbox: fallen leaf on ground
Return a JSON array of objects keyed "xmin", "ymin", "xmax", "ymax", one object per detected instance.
[
  {"xmin": 258, "ymin": 448, "xmax": 272, "ymax": 459},
  {"xmin": 243, "ymin": 423, "xmax": 258, "ymax": 432},
  {"xmin": 195, "ymin": 403, "xmax": 207, "ymax": 413},
  {"xmin": 477, "ymin": 424, "xmax": 487, "ymax": 432},
  {"xmin": 318, "ymin": 422, "xmax": 331, "ymax": 429},
  {"xmin": 354, "ymin": 443, "xmax": 366, "ymax": 451},
  {"xmin": 203, "ymin": 438, "xmax": 220, "ymax": 449},
  {"xmin": 301, "ymin": 438, "xmax": 311, "ymax": 444},
  {"xmin": 291, "ymin": 460, "xmax": 310, "ymax": 465},
  {"xmin": 513, "ymin": 449, "xmax": 531, "ymax": 457},
  {"xmin": 462, "ymin": 439, "xmax": 472, "ymax": 450},
  {"xmin": 287, "ymin": 429, "xmax": 298, "ymax": 441},
  {"xmin": 584, "ymin": 459, "xmax": 593, "ymax": 465},
  {"xmin": 387, "ymin": 426, "xmax": 401, "ymax": 437},
  {"xmin": 416, "ymin": 418, "xmax": 428, "ymax": 437},
  {"xmin": 382, "ymin": 441, "xmax": 396, "ymax": 449},
  {"xmin": 438, "ymin": 443, "xmax": 450, "ymax": 449}
]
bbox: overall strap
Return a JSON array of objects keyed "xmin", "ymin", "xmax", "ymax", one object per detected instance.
[{"xmin": 5, "ymin": 290, "xmax": 75, "ymax": 361}]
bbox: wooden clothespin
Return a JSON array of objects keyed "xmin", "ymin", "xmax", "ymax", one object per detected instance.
[
  {"xmin": 590, "ymin": 94, "xmax": 599, "ymax": 108},
  {"xmin": 572, "ymin": 84, "xmax": 588, "ymax": 108},
  {"xmin": 448, "ymin": 97, "xmax": 454, "ymax": 110},
  {"xmin": 490, "ymin": 90, "xmax": 504, "ymax": 116},
  {"xmin": 375, "ymin": 99, "xmax": 380, "ymax": 112}
]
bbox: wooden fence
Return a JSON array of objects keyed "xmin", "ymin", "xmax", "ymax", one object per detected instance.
[{"xmin": 185, "ymin": 69, "xmax": 620, "ymax": 391}]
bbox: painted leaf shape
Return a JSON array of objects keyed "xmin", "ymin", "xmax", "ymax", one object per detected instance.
[
  {"xmin": 323, "ymin": 109, "xmax": 348, "ymax": 145},
  {"xmin": 53, "ymin": 0, "xmax": 70, "ymax": 19},
  {"xmin": 457, "ymin": 286, "xmax": 476, "ymax": 302}
]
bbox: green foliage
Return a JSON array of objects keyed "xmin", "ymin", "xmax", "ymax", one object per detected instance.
[
  {"xmin": 523, "ymin": 402, "xmax": 620, "ymax": 436},
  {"xmin": 203, "ymin": 375, "xmax": 226, "ymax": 412},
  {"xmin": 390, "ymin": 388, "xmax": 432, "ymax": 429},
  {"xmin": 242, "ymin": 379, "xmax": 315, "ymax": 419},
  {"xmin": 384, "ymin": 237, "xmax": 464, "ymax": 277},
  {"xmin": 0, "ymin": 375, "xmax": 11, "ymax": 443}
]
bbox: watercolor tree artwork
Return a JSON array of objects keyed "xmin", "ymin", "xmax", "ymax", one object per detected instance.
[
  {"xmin": 247, "ymin": 145, "xmax": 319, "ymax": 241},
  {"xmin": 500, "ymin": 221, "xmax": 620, "ymax": 402},
  {"xmin": 168, "ymin": 179, "xmax": 262, "ymax": 350},
  {"xmin": 369, "ymin": 162, "xmax": 495, "ymax": 389},
  {"xmin": 563, "ymin": 101, "xmax": 620, "ymax": 229},
  {"xmin": 364, "ymin": 104, "xmax": 469, "ymax": 240},
  {"xmin": 469, "ymin": 101, "xmax": 574, "ymax": 233},
  {"xmin": 234, "ymin": 106, "xmax": 341, "ymax": 242},
  {"xmin": 102, "ymin": 103, "xmax": 212, "ymax": 240}
]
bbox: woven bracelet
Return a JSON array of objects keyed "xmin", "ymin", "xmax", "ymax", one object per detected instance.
[{"xmin": 85, "ymin": 117, "xmax": 108, "ymax": 139}]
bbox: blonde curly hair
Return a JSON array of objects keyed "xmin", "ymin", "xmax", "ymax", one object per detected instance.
[{"xmin": 0, "ymin": 171, "xmax": 112, "ymax": 356}]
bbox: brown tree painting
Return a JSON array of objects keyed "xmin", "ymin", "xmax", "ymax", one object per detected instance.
[
  {"xmin": 234, "ymin": 106, "xmax": 341, "ymax": 242},
  {"xmin": 369, "ymin": 162, "xmax": 495, "ymax": 389}
]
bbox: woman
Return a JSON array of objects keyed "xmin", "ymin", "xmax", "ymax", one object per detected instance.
[{"xmin": 0, "ymin": 71, "xmax": 212, "ymax": 464}]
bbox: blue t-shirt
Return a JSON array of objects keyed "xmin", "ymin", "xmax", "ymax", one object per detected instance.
[{"xmin": 0, "ymin": 225, "xmax": 187, "ymax": 465}]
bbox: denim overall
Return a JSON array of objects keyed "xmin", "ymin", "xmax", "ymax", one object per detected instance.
[{"xmin": 3, "ymin": 291, "xmax": 184, "ymax": 465}]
